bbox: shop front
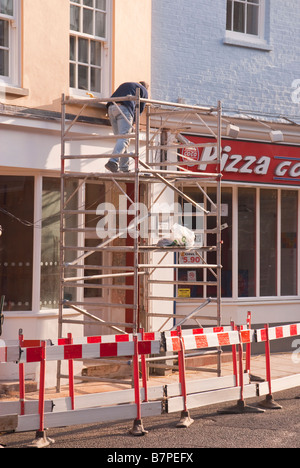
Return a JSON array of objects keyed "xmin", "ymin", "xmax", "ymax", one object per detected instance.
[{"xmin": 176, "ymin": 135, "xmax": 300, "ymax": 328}]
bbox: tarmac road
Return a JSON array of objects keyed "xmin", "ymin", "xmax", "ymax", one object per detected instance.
[{"xmin": 1, "ymin": 387, "xmax": 300, "ymax": 450}]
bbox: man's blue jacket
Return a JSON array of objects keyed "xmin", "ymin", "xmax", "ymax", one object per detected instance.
[{"xmin": 107, "ymin": 82, "xmax": 148, "ymax": 120}]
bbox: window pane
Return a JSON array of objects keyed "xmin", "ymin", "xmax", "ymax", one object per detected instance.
[
  {"xmin": 281, "ymin": 191, "xmax": 298, "ymax": 296},
  {"xmin": 233, "ymin": 2, "xmax": 245, "ymax": 33},
  {"xmin": 207, "ymin": 188, "xmax": 232, "ymax": 298},
  {"xmin": 83, "ymin": 7, "xmax": 93, "ymax": 35},
  {"xmin": 260, "ymin": 189, "xmax": 277, "ymax": 296},
  {"xmin": 78, "ymin": 38, "xmax": 88, "ymax": 63},
  {"xmin": 70, "ymin": 4, "xmax": 80, "ymax": 31},
  {"xmin": 238, "ymin": 188, "xmax": 256, "ymax": 297},
  {"xmin": 91, "ymin": 40, "xmax": 101, "ymax": 66},
  {"xmin": 70, "ymin": 62, "xmax": 76, "ymax": 88},
  {"xmin": 96, "ymin": 0, "xmax": 106, "ymax": 10},
  {"xmin": 247, "ymin": 4, "xmax": 259, "ymax": 35},
  {"xmin": 226, "ymin": 0, "xmax": 233, "ymax": 30},
  {"xmin": 91, "ymin": 67, "xmax": 101, "ymax": 92},
  {"xmin": 83, "ymin": 0, "xmax": 93, "ymax": 6},
  {"xmin": 78, "ymin": 64, "xmax": 88, "ymax": 89},
  {"xmin": 0, "ymin": 176, "xmax": 34, "ymax": 312},
  {"xmin": 177, "ymin": 188, "xmax": 204, "ymax": 299},
  {"xmin": 0, "ymin": 0, "xmax": 13, "ymax": 16},
  {"xmin": 95, "ymin": 11, "xmax": 106, "ymax": 37},
  {"xmin": 70, "ymin": 36, "xmax": 76, "ymax": 61},
  {"xmin": 0, "ymin": 49, "xmax": 8, "ymax": 76},
  {"xmin": 0, "ymin": 19, "xmax": 9, "ymax": 47},
  {"xmin": 40, "ymin": 178, "xmax": 60, "ymax": 310}
]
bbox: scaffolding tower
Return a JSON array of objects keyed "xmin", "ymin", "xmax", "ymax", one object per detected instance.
[{"xmin": 57, "ymin": 93, "xmax": 223, "ymax": 389}]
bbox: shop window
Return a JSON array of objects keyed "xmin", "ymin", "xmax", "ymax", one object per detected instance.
[
  {"xmin": 281, "ymin": 190, "xmax": 298, "ymax": 296},
  {"xmin": 83, "ymin": 182, "xmax": 106, "ymax": 298},
  {"xmin": 260, "ymin": 189, "xmax": 277, "ymax": 296},
  {"xmin": 70, "ymin": 0, "xmax": 109, "ymax": 96},
  {"xmin": 177, "ymin": 187, "xmax": 232, "ymax": 299},
  {"xmin": 40, "ymin": 178, "xmax": 78, "ymax": 309},
  {"xmin": 238, "ymin": 188, "xmax": 256, "ymax": 297},
  {"xmin": 0, "ymin": 176, "xmax": 34, "ymax": 311},
  {"xmin": 207, "ymin": 188, "xmax": 232, "ymax": 299}
]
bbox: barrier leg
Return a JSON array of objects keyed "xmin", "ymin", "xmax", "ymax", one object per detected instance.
[
  {"xmin": 140, "ymin": 329, "xmax": 148, "ymax": 403},
  {"xmin": 18, "ymin": 329, "xmax": 25, "ymax": 416},
  {"xmin": 219, "ymin": 329, "xmax": 265, "ymax": 415},
  {"xmin": 68, "ymin": 333, "xmax": 75, "ymax": 410},
  {"xmin": 27, "ymin": 341, "xmax": 55, "ymax": 448},
  {"xmin": 231, "ymin": 321, "xmax": 238, "ymax": 387},
  {"xmin": 246, "ymin": 312, "xmax": 264, "ymax": 383},
  {"xmin": 130, "ymin": 335, "xmax": 148, "ymax": 436},
  {"xmin": 176, "ymin": 327, "xmax": 194, "ymax": 428},
  {"xmin": 259, "ymin": 325, "xmax": 282, "ymax": 410}
]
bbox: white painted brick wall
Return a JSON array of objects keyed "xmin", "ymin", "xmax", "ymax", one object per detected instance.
[{"xmin": 151, "ymin": 0, "xmax": 300, "ymax": 116}]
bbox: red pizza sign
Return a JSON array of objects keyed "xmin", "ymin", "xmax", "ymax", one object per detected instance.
[{"xmin": 181, "ymin": 136, "xmax": 300, "ymax": 186}]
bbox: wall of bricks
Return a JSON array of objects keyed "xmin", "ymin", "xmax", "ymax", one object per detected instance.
[{"xmin": 151, "ymin": 0, "xmax": 300, "ymax": 117}]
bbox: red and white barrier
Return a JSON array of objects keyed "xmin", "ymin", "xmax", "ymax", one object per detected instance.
[
  {"xmin": 256, "ymin": 323, "xmax": 300, "ymax": 343},
  {"xmin": 165, "ymin": 329, "xmax": 254, "ymax": 353},
  {"xmin": 0, "ymin": 319, "xmax": 300, "ymax": 447}
]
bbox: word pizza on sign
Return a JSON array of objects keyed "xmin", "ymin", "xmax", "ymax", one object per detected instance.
[{"xmin": 180, "ymin": 136, "xmax": 300, "ymax": 186}]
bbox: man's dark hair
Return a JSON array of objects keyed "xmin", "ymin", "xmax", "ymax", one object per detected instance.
[{"xmin": 139, "ymin": 81, "xmax": 149, "ymax": 90}]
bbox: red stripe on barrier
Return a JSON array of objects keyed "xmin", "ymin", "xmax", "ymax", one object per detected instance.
[
  {"xmin": 217, "ymin": 333, "xmax": 230, "ymax": 346},
  {"xmin": 290, "ymin": 324, "xmax": 298, "ymax": 336},
  {"xmin": 138, "ymin": 341, "xmax": 152, "ymax": 355},
  {"xmin": 192, "ymin": 328, "xmax": 204, "ymax": 335},
  {"xmin": 64, "ymin": 344, "xmax": 82, "ymax": 360},
  {"xmin": 276, "ymin": 327, "xmax": 284, "ymax": 339},
  {"xmin": 26, "ymin": 347, "xmax": 44, "ymax": 363},
  {"xmin": 100, "ymin": 342, "xmax": 118, "ymax": 357},
  {"xmin": 260, "ymin": 329, "xmax": 267, "ymax": 342},
  {"xmin": 22, "ymin": 340, "xmax": 42, "ymax": 348},
  {"xmin": 171, "ymin": 337, "xmax": 181, "ymax": 352},
  {"xmin": 240, "ymin": 330, "xmax": 251, "ymax": 344},
  {"xmin": 213, "ymin": 327, "xmax": 224, "ymax": 333},
  {"xmin": 144, "ymin": 332, "xmax": 155, "ymax": 341},
  {"xmin": 115, "ymin": 335, "xmax": 130, "ymax": 342},
  {"xmin": 87, "ymin": 336, "xmax": 102, "ymax": 344},
  {"xmin": 58, "ymin": 338, "xmax": 69, "ymax": 345},
  {"xmin": 195, "ymin": 335, "xmax": 209, "ymax": 349}
]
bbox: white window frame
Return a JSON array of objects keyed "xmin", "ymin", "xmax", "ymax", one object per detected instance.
[
  {"xmin": 69, "ymin": 0, "xmax": 112, "ymax": 98},
  {"xmin": 224, "ymin": 0, "xmax": 271, "ymax": 51},
  {"xmin": 0, "ymin": 0, "xmax": 21, "ymax": 87}
]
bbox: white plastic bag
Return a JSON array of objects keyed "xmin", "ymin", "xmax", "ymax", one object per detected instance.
[{"xmin": 171, "ymin": 223, "xmax": 195, "ymax": 247}]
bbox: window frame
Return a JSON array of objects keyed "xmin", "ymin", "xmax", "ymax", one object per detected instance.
[
  {"xmin": 224, "ymin": 0, "xmax": 272, "ymax": 51},
  {"xmin": 69, "ymin": 0, "xmax": 111, "ymax": 98},
  {"xmin": 0, "ymin": 0, "xmax": 21, "ymax": 87}
]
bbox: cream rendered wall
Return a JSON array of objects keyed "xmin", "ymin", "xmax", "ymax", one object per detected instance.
[
  {"xmin": 5, "ymin": 0, "xmax": 69, "ymax": 111},
  {"xmin": 3, "ymin": 0, "xmax": 152, "ymax": 109},
  {"xmin": 113, "ymin": 0, "xmax": 151, "ymax": 91}
]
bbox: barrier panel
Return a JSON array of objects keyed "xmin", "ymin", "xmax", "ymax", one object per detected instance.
[{"xmin": 0, "ymin": 320, "xmax": 299, "ymax": 448}]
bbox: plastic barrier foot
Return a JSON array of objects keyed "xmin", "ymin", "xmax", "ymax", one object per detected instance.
[
  {"xmin": 259, "ymin": 394, "xmax": 282, "ymax": 410},
  {"xmin": 26, "ymin": 430, "xmax": 55, "ymax": 449},
  {"xmin": 218, "ymin": 399, "xmax": 265, "ymax": 415},
  {"xmin": 176, "ymin": 410, "xmax": 194, "ymax": 428},
  {"xmin": 129, "ymin": 419, "xmax": 148, "ymax": 437}
]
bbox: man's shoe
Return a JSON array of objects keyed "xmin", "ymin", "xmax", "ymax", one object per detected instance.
[
  {"xmin": 105, "ymin": 161, "xmax": 118, "ymax": 173},
  {"xmin": 120, "ymin": 168, "xmax": 130, "ymax": 173}
]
